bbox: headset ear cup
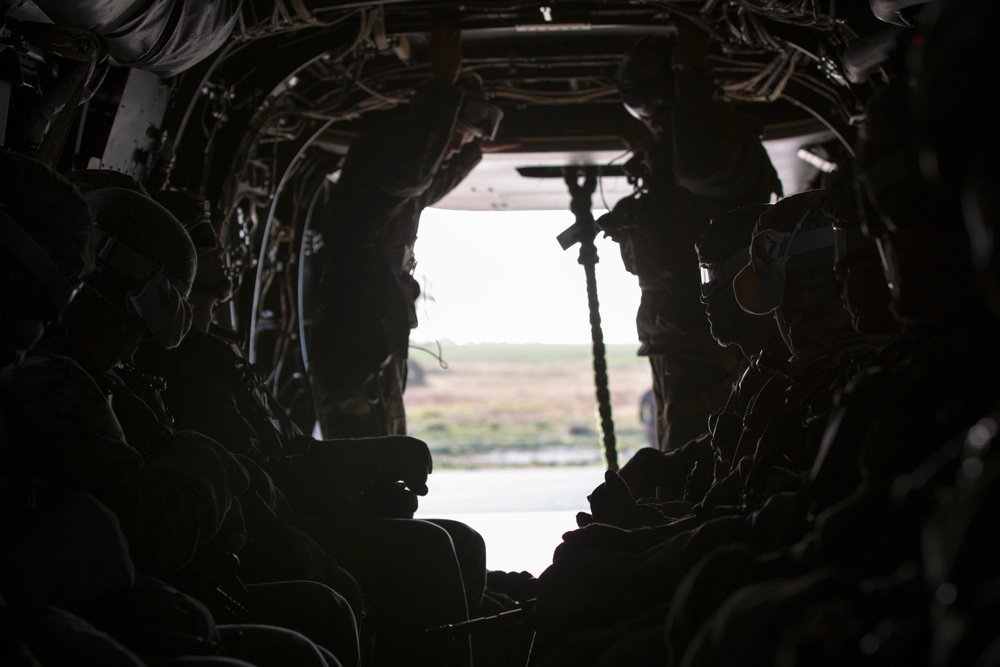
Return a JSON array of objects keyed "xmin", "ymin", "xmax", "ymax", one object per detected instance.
[{"xmin": 125, "ymin": 272, "xmax": 193, "ymax": 348}]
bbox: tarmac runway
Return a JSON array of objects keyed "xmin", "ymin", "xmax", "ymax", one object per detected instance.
[{"xmin": 415, "ymin": 466, "xmax": 605, "ymax": 575}]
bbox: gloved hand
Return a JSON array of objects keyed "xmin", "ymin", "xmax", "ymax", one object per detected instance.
[
  {"xmin": 588, "ymin": 469, "xmax": 636, "ymax": 509},
  {"xmin": 580, "ymin": 469, "xmax": 668, "ymax": 529},
  {"xmin": 616, "ymin": 446, "xmax": 671, "ymax": 498},
  {"xmin": 555, "ymin": 523, "xmax": 651, "ymax": 559},
  {"xmin": 322, "ymin": 435, "xmax": 433, "ymax": 499},
  {"xmin": 557, "ymin": 513, "xmax": 701, "ymax": 560}
]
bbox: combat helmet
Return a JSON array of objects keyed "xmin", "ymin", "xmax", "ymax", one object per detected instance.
[
  {"xmin": 84, "ymin": 188, "xmax": 196, "ymax": 348},
  {"xmin": 733, "ymin": 190, "xmax": 837, "ymax": 315}
]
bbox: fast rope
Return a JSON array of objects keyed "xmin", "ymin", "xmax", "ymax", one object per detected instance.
[{"xmin": 557, "ymin": 168, "xmax": 618, "ymax": 471}]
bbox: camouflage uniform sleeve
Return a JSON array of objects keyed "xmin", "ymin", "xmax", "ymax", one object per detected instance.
[
  {"xmin": 421, "ymin": 141, "xmax": 483, "ymax": 208},
  {"xmin": 0, "ymin": 355, "xmax": 250, "ymax": 575},
  {"xmin": 265, "ymin": 441, "xmax": 348, "ymax": 517},
  {"xmin": 671, "ymin": 67, "xmax": 780, "ymax": 203},
  {"xmin": 233, "ymin": 452, "xmax": 293, "ymax": 525},
  {"xmin": 325, "ymin": 80, "xmax": 466, "ymax": 244},
  {"xmin": 0, "ymin": 355, "xmax": 145, "ymax": 507},
  {"xmin": 0, "ymin": 493, "xmax": 135, "ymax": 610},
  {"xmin": 134, "ymin": 336, "xmax": 289, "ymax": 461},
  {"xmin": 367, "ymin": 80, "xmax": 467, "ymax": 200},
  {"xmin": 136, "ymin": 430, "xmax": 250, "ymax": 573},
  {"xmin": 157, "ymin": 363, "xmax": 264, "ymax": 459}
]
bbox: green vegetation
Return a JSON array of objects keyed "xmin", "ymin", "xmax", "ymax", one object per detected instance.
[
  {"xmin": 406, "ymin": 342, "xmax": 652, "ymax": 468},
  {"xmin": 411, "ymin": 341, "xmax": 645, "ymax": 366}
]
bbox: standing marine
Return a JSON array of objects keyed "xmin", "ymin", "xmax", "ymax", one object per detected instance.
[
  {"xmin": 599, "ymin": 18, "xmax": 782, "ymax": 450},
  {"xmin": 309, "ymin": 25, "xmax": 504, "ymax": 438}
]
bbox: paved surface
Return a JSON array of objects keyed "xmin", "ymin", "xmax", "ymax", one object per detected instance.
[{"xmin": 415, "ymin": 466, "xmax": 605, "ymax": 575}]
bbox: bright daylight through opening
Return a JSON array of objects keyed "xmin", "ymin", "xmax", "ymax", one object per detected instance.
[{"xmin": 408, "ymin": 208, "xmax": 653, "ymax": 575}]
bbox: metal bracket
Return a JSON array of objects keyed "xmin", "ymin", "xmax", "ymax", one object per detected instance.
[
  {"xmin": 8, "ymin": 21, "xmax": 106, "ymax": 63},
  {"xmin": 556, "ymin": 167, "xmax": 598, "ymax": 252}
]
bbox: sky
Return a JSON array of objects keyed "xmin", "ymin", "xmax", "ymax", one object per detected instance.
[{"xmin": 409, "ymin": 207, "xmax": 643, "ymax": 346}]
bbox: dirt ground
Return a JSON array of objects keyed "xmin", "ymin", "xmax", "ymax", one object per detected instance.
[{"xmin": 405, "ymin": 343, "xmax": 654, "ymax": 467}]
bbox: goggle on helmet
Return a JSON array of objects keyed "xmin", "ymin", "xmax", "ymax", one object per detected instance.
[
  {"xmin": 699, "ymin": 246, "xmax": 750, "ymax": 302},
  {"xmin": 733, "ymin": 203, "xmax": 838, "ymax": 315},
  {"xmin": 456, "ymin": 95, "xmax": 504, "ymax": 141}
]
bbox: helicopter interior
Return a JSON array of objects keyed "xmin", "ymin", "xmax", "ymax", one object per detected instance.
[{"xmin": 2, "ymin": 0, "xmax": 917, "ymax": 434}]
